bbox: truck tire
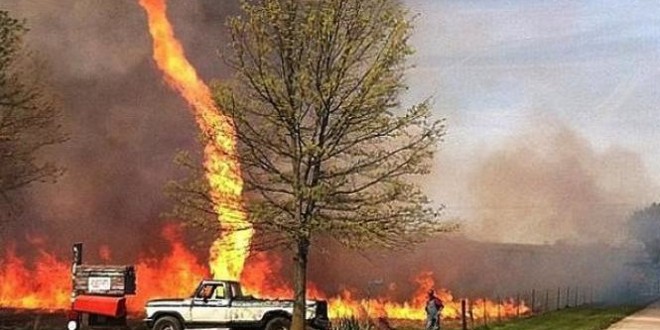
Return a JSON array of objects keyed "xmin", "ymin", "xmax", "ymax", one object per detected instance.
[
  {"xmin": 153, "ymin": 316, "xmax": 182, "ymax": 330},
  {"xmin": 265, "ymin": 317, "xmax": 291, "ymax": 330}
]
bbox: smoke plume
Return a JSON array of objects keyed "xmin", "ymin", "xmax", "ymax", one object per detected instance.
[
  {"xmin": 467, "ymin": 117, "xmax": 656, "ymax": 245},
  {"xmin": 0, "ymin": 1, "xmax": 653, "ymax": 306}
]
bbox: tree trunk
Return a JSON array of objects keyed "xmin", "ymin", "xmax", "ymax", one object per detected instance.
[{"xmin": 291, "ymin": 240, "xmax": 309, "ymax": 330}]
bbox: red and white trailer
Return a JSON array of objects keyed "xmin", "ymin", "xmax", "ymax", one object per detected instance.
[{"xmin": 66, "ymin": 243, "xmax": 136, "ymax": 330}]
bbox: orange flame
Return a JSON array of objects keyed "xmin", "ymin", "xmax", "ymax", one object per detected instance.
[
  {"xmin": 241, "ymin": 252, "xmax": 295, "ymax": 298},
  {"xmin": 239, "ymin": 254, "xmax": 529, "ymax": 320},
  {"xmin": 0, "ymin": 225, "xmax": 208, "ymax": 311},
  {"xmin": 323, "ymin": 272, "xmax": 530, "ymax": 320},
  {"xmin": 138, "ymin": 0, "xmax": 252, "ymax": 281},
  {"xmin": 127, "ymin": 225, "xmax": 209, "ymax": 310},
  {"xmin": 0, "ymin": 0, "xmax": 530, "ymax": 321},
  {"xmin": 134, "ymin": 1, "xmax": 530, "ymax": 320},
  {"xmin": 0, "ymin": 244, "xmax": 69, "ymax": 309},
  {"xmin": 0, "ymin": 233, "xmax": 528, "ymax": 320}
]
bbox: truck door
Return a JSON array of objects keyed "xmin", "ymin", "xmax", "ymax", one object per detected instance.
[{"xmin": 191, "ymin": 282, "xmax": 231, "ymax": 325}]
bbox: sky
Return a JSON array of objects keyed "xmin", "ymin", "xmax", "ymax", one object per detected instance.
[
  {"xmin": 407, "ymin": 0, "xmax": 660, "ymax": 170},
  {"xmin": 402, "ymin": 0, "xmax": 660, "ymax": 242},
  {"xmin": 1, "ymin": 0, "xmax": 659, "ymax": 250}
]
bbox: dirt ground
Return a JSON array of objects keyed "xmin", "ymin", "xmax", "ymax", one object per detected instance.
[
  {"xmin": 0, "ymin": 309, "xmax": 148, "ymax": 330},
  {"xmin": 0, "ymin": 309, "xmax": 458, "ymax": 330}
]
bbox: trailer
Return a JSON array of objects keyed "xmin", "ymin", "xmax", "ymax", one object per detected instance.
[{"xmin": 66, "ymin": 243, "xmax": 136, "ymax": 330}]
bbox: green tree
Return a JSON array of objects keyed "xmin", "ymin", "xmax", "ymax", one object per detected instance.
[
  {"xmin": 629, "ymin": 203, "xmax": 660, "ymax": 263},
  {"xmin": 0, "ymin": 11, "xmax": 66, "ymax": 228},
  {"xmin": 170, "ymin": 1, "xmax": 454, "ymax": 329}
]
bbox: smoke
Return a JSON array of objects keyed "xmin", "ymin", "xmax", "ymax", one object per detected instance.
[
  {"xmin": 306, "ymin": 236, "xmax": 635, "ymax": 302},
  {"xmin": 0, "ymin": 0, "xmax": 653, "ymax": 305},
  {"xmin": 313, "ymin": 115, "xmax": 657, "ymax": 304},
  {"xmin": 0, "ymin": 0, "xmax": 240, "ymax": 261},
  {"xmin": 466, "ymin": 116, "xmax": 656, "ymax": 245}
]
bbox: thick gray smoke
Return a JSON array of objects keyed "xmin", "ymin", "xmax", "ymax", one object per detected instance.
[
  {"xmin": 0, "ymin": 1, "xmax": 652, "ymax": 304},
  {"xmin": 467, "ymin": 117, "xmax": 657, "ymax": 245},
  {"xmin": 0, "ymin": 0, "xmax": 240, "ymax": 261},
  {"xmin": 305, "ymin": 236, "xmax": 636, "ymax": 303}
]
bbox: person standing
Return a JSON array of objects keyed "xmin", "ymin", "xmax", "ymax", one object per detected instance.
[{"xmin": 425, "ymin": 289, "xmax": 444, "ymax": 330}]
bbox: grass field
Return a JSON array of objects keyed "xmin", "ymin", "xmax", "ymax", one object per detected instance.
[{"xmin": 471, "ymin": 305, "xmax": 644, "ymax": 330}]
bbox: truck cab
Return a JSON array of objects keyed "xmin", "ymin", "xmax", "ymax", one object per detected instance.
[{"xmin": 145, "ymin": 280, "xmax": 329, "ymax": 330}]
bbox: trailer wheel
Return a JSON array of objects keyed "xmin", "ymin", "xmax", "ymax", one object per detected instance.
[
  {"xmin": 265, "ymin": 317, "xmax": 291, "ymax": 330},
  {"xmin": 153, "ymin": 316, "xmax": 182, "ymax": 330}
]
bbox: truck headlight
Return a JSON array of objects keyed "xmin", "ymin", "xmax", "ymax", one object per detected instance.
[{"xmin": 67, "ymin": 320, "xmax": 78, "ymax": 330}]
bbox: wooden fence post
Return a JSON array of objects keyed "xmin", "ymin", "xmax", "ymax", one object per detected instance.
[
  {"xmin": 470, "ymin": 299, "xmax": 475, "ymax": 329},
  {"xmin": 531, "ymin": 289, "xmax": 536, "ymax": 315},
  {"xmin": 461, "ymin": 299, "xmax": 467, "ymax": 330},
  {"xmin": 556, "ymin": 287, "xmax": 561, "ymax": 310},
  {"xmin": 483, "ymin": 299, "xmax": 488, "ymax": 327}
]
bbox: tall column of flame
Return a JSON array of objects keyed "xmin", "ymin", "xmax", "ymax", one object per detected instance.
[{"xmin": 138, "ymin": 0, "xmax": 252, "ymax": 280}]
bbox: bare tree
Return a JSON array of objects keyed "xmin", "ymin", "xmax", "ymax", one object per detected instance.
[
  {"xmin": 0, "ymin": 11, "xmax": 66, "ymax": 229},
  {"xmin": 629, "ymin": 203, "xmax": 660, "ymax": 264},
  {"xmin": 170, "ymin": 1, "xmax": 454, "ymax": 329}
]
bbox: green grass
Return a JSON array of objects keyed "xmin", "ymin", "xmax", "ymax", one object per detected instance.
[{"xmin": 472, "ymin": 305, "xmax": 644, "ymax": 330}]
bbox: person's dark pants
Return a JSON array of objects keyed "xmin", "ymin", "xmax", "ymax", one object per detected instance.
[{"xmin": 426, "ymin": 314, "xmax": 440, "ymax": 330}]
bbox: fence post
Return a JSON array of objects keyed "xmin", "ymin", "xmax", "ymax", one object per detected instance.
[
  {"xmin": 461, "ymin": 299, "xmax": 467, "ymax": 330},
  {"xmin": 516, "ymin": 293, "xmax": 521, "ymax": 318},
  {"xmin": 531, "ymin": 289, "xmax": 536, "ymax": 315},
  {"xmin": 544, "ymin": 289, "xmax": 549, "ymax": 313},
  {"xmin": 566, "ymin": 287, "xmax": 570, "ymax": 308},
  {"xmin": 483, "ymin": 299, "xmax": 488, "ymax": 328},
  {"xmin": 574, "ymin": 286, "xmax": 578, "ymax": 307},
  {"xmin": 469, "ymin": 299, "xmax": 475, "ymax": 329},
  {"xmin": 556, "ymin": 287, "xmax": 561, "ymax": 310}
]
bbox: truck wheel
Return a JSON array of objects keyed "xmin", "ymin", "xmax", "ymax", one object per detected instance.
[
  {"xmin": 265, "ymin": 317, "xmax": 291, "ymax": 330},
  {"xmin": 153, "ymin": 316, "xmax": 182, "ymax": 330}
]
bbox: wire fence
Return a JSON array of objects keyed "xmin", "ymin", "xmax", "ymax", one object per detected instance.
[{"xmin": 455, "ymin": 281, "xmax": 660, "ymax": 330}]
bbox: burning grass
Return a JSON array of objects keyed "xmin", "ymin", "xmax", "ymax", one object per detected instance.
[{"xmin": 0, "ymin": 226, "xmax": 530, "ymax": 321}]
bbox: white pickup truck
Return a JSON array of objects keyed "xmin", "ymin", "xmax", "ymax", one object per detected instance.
[{"xmin": 144, "ymin": 280, "xmax": 330, "ymax": 330}]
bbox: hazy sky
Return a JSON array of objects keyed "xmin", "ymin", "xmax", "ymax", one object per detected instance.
[{"xmin": 403, "ymin": 0, "xmax": 660, "ymax": 237}]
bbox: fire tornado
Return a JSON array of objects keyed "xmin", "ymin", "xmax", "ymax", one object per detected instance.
[{"xmin": 138, "ymin": 0, "xmax": 252, "ymax": 280}]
